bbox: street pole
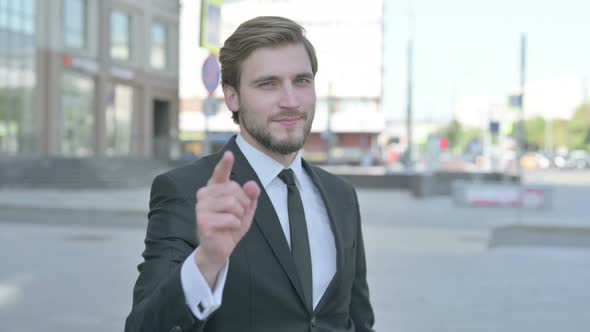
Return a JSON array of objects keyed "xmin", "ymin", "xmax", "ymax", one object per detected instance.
[
  {"xmin": 405, "ymin": 2, "xmax": 414, "ymax": 170},
  {"xmin": 516, "ymin": 34, "xmax": 527, "ymax": 224},
  {"xmin": 203, "ymin": 100, "xmax": 210, "ymax": 156},
  {"xmin": 326, "ymin": 82, "xmax": 334, "ymax": 164},
  {"xmin": 519, "ymin": 35, "xmax": 526, "ymax": 162},
  {"xmin": 201, "ymin": 54, "xmax": 221, "ymax": 157}
]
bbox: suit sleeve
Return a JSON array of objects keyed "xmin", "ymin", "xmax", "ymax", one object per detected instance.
[
  {"xmin": 349, "ymin": 187, "xmax": 376, "ymax": 332},
  {"xmin": 125, "ymin": 173, "xmax": 206, "ymax": 332}
]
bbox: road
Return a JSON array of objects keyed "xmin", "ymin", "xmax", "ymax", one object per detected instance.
[{"xmin": 0, "ymin": 171, "xmax": 589, "ymax": 331}]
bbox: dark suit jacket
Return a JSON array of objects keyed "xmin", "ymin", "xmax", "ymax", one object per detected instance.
[{"xmin": 125, "ymin": 137, "xmax": 375, "ymax": 332}]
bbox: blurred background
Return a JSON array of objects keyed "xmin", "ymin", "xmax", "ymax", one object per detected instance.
[{"xmin": 0, "ymin": 0, "xmax": 589, "ymax": 331}]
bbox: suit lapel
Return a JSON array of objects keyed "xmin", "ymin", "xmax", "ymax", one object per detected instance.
[
  {"xmin": 302, "ymin": 160, "xmax": 345, "ymax": 313},
  {"xmin": 220, "ymin": 138, "xmax": 308, "ymax": 310}
]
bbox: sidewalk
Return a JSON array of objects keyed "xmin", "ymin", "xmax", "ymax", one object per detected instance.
[
  {"xmin": 1, "ymin": 186, "xmax": 588, "ymax": 229},
  {"xmin": 0, "ymin": 188, "xmax": 150, "ymax": 213}
]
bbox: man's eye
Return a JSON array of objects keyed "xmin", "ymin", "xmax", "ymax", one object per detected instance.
[
  {"xmin": 295, "ymin": 78, "xmax": 311, "ymax": 85},
  {"xmin": 258, "ymin": 81, "xmax": 275, "ymax": 88}
]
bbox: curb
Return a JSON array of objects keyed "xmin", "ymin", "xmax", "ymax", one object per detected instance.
[
  {"xmin": 0, "ymin": 204, "xmax": 145, "ymax": 215},
  {"xmin": 489, "ymin": 224, "xmax": 590, "ymax": 249}
]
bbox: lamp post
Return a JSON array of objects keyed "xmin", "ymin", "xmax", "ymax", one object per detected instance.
[{"xmin": 405, "ymin": 0, "xmax": 415, "ymax": 170}]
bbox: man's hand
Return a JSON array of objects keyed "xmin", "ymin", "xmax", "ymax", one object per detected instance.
[{"xmin": 194, "ymin": 151, "xmax": 260, "ymax": 288}]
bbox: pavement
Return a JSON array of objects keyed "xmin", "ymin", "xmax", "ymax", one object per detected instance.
[
  {"xmin": 1, "ymin": 170, "xmax": 589, "ymax": 331},
  {"xmin": 0, "ymin": 188, "xmax": 150, "ymax": 213},
  {"xmin": 1, "ymin": 184, "xmax": 590, "ymax": 254},
  {"xmin": 2, "ymin": 210, "xmax": 588, "ymax": 332},
  {"xmin": 1, "ymin": 169, "xmax": 590, "ymax": 245},
  {"xmin": 1, "ymin": 171, "xmax": 590, "ymax": 231}
]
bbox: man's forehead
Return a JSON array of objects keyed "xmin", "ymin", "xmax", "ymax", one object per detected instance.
[{"xmin": 240, "ymin": 43, "xmax": 312, "ymax": 79}]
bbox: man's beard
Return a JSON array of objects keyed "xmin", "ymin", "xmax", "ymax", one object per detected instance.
[{"xmin": 240, "ymin": 107, "xmax": 314, "ymax": 155}]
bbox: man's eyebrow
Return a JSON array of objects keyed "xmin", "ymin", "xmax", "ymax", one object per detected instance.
[
  {"xmin": 295, "ymin": 72, "xmax": 314, "ymax": 79},
  {"xmin": 250, "ymin": 72, "xmax": 314, "ymax": 85},
  {"xmin": 250, "ymin": 75, "xmax": 280, "ymax": 84}
]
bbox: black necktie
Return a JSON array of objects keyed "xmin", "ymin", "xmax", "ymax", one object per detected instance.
[{"xmin": 278, "ymin": 169, "xmax": 313, "ymax": 311}]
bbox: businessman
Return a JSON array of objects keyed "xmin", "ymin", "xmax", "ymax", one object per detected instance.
[{"xmin": 125, "ymin": 16, "xmax": 375, "ymax": 332}]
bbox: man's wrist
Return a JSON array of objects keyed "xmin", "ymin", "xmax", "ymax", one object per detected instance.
[{"xmin": 194, "ymin": 247, "xmax": 225, "ymax": 289}]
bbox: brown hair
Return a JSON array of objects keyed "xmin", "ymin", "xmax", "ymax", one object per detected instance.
[{"xmin": 219, "ymin": 16, "xmax": 318, "ymax": 124}]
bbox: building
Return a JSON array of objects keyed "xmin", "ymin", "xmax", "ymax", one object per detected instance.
[
  {"xmin": 179, "ymin": 0, "xmax": 385, "ymax": 164},
  {"xmin": 0, "ymin": 0, "xmax": 180, "ymax": 159}
]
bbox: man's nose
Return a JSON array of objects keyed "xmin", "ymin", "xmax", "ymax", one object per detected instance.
[{"xmin": 278, "ymin": 85, "xmax": 300, "ymax": 108}]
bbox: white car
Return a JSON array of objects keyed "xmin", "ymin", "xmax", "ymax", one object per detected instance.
[{"xmin": 567, "ymin": 150, "xmax": 590, "ymax": 169}]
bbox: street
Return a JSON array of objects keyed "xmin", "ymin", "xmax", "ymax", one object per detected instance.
[{"xmin": 0, "ymin": 171, "xmax": 589, "ymax": 331}]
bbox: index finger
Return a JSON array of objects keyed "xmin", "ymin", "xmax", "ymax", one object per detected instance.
[{"xmin": 208, "ymin": 151, "xmax": 234, "ymax": 184}]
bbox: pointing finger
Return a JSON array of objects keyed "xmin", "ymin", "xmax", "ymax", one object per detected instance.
[{"xmin": 208, "ymin": 151, "xmax": 234, "ymax": 185}]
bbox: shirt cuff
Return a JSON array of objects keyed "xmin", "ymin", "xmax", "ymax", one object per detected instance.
[{"xmin": 180, "ymin": 250, "xmax": 229, "ymax": 320}]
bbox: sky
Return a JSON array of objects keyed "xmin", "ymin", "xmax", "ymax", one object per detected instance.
[
  {"xmin": 383, "ymin": 0, "xmax": 590, "ymax": 122},
  {"xmin": 180, "ymin": 0, "xmax": 590, "ymax": 123}
]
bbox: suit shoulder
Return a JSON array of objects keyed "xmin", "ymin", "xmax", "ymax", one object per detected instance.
[{"xmin": 152, "ymin": 155, "xmax": 219, "ymax": 197}]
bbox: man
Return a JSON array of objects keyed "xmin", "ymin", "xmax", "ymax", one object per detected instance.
[{"xmin": 125, "ymin": 16, "xmax": 374, "ymax": 332}]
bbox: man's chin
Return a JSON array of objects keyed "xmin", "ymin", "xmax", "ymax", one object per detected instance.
[{"xmin": 268, "ymin": 137, "xmax": 306, "ymax": 155}]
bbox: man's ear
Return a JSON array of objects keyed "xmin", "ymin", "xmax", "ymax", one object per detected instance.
[{"xmin": 223, "ymin": 84, "xmax": 239, "ymax": 113}]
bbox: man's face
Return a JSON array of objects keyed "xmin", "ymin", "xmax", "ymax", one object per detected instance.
[{"xmin": 225, "ymin": 43, "xmax": 316, "ymax": 156}]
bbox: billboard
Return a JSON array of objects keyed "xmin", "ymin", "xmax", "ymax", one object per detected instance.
[{"xmin": 200, "ymin": 0, "xmax": 223, "ymax": 55}]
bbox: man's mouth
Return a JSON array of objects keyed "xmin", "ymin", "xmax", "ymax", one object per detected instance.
[{"xmin": 273, "ymin": 115, "xmax": 305, "ymax": 126}]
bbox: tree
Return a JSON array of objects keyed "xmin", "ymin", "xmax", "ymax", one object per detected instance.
[
  {"xmin": 548, "ymin": 119, "xmax": 570, "ymax": 149},
  {"xmin": 524, "ymin": 116, "xmax": 546, "ymax": 150},
  {"xmin": 437, "ymin": 119, "xmax": 483, "ymax": 153},
  {"xmin": 569, "ymin": 103, "xmax": 590, "ymax": 150},
  {"xmin": 440, "ymin": 119, "xmax": 462, "ymax": 151}
]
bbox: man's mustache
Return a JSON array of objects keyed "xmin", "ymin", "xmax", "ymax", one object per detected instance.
[{"xmin": 271, "ymin": 111, "xmax": 308, "ymax": 121}]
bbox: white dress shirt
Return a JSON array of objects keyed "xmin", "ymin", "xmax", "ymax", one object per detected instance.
[{"xmin": 181, "ymin": 134, "xmax": 336, "ymax": 319}]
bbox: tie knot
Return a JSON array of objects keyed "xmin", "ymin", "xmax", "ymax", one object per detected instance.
[{"xmin": 278, "ymin": 169, "xmax": 296, "ymax": 186}]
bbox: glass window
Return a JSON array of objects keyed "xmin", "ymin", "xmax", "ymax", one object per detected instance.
[
  {"xmin": 63, "ymin": 0, "xmax": 87, "ymax": 49},
  {"xmin": 23, "ymin": 0, "xmax": 34, "ymax": 16},
  {"xmin": 0, "ymin": 90, "xmax": 20, "ymax": 154},
  {"xmin": 0, "ymin": 1, "xmax": 9, "ymax": 31},
  {"xmin": 9, "ymin": 2, "xmax": 18, "ymax": 31},
  {"xmin": 150, "ymin": 22, "xmax": 168, "ymax": 70},
  {"xmin": 0, "ymin": 0, "xmax": 38, "ymax": 155},
  {"xmin": 110, "ymin": 10, "xmax": 131, "ymax": 61},
  {"xmin": 60, "ymin": 72, "xmax": 95, "ymax": 157},
  {"xmin": 106, "ymin": 84, "xmax": 133, "ymax": 156},
  {"xmin": 23, "ymin": 0, "xmax": 34, "ymax": 34}
]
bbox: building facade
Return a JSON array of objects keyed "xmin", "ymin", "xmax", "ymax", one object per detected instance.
[
  {"xmin": 0, "ymin": 0, "xmax": 180, "ymax": 159},
  {"xmin": 179, "ymin": 0, "xmax": 385, "ymax": 164}
]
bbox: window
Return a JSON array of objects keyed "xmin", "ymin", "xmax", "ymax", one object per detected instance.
[
  {"xmin": 106, "ymin": 84, "xmax": 133, "ymax": 156},
  {"xmin": 0, "ymin": 0, "xmax": 38, "ymax": 154},
  {"xmin": 60, "ymin": 72, "xmax": 95, "ymax": 157},
  {"xmin": 150, "ymin": 22, "xmax": 168, "ymax": 70},
  {"xmin": 110, "ymin": 10, "xmax": 131, "ymax": 61},
  {"xmin": 63, "ymin": 0, "xmax": 87, "ymax": 49}
]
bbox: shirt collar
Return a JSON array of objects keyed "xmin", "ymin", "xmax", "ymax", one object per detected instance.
[{"xmin": 236, "ymin": 134, "xmax": 304, "ymax": 188}]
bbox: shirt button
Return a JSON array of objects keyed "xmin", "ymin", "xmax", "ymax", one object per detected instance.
[{"xmin": 311, "ymin": 316, "xmax": 317, "ymax": 327}]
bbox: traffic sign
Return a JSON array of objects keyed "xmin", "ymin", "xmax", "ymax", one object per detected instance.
[
  {"xmin": 489, "ymin": 121, "xmax": 500, "ymax": 135},
  {"xmin": 202, "ymin": 54, "xmax": 220, "ymax": 95},
  {"xmin": 200, "ymin": 0, "xmax": 223, "ymax": 54},
  {"xmin": 509, "ymin": 94, "xmax": 522, "ymax": 108}
]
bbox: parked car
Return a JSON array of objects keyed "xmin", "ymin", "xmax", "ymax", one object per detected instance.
[
  {"xmin": 519, "ymin": 151, "xmax": 552, "ymax": 170},
  {"xmin": 566, "ymin": 150, "xmax": 590, "ymax": 169}
]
